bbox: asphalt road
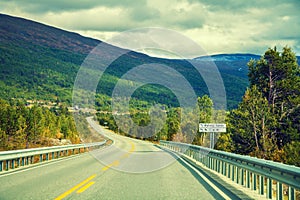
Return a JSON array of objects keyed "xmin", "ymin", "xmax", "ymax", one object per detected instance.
[{"xmin": 0, "ymin": 117, "xmax": 227, "ymax": 200}]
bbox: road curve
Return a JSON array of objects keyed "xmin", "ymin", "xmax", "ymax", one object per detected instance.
[{"xmin": 0, "ymin": 117, "xmax": 227, "ymax": 200}]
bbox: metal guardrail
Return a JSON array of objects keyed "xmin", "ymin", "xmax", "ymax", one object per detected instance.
[
  {"xmin": 0, "ymin": 141, "xmax": 106, "ymax": 172},
  {"xmin": 160, "ymin": 140, "xmax": 300, "ymax": 200}
]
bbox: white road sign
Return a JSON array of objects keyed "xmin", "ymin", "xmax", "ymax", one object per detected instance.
[{"xmin": 199, "ymin": 123, "xmax": 226, "ymax": 132}]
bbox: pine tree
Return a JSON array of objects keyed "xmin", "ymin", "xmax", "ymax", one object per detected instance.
[
  {"xmin": 0, "ymin": 128, "xmax": 7, "ymax": 150},
  {"xmin": 225, "ymin": 86, "xmax": 277, "ymax": 158},
  {"xmin": 248, "ymin": 47, "xmax": 300, "ymax": 148},
  {"xmin": 223, "ymin": 47, "xmax": 300, "ymax": 165},
  {"xmin": 194, "ymin": 95, "xmax": 213, "ymax": 145}
]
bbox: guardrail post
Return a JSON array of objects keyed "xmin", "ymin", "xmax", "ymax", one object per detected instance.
[
  {"xmin": 30, "ymin": 156, "xmax": 34, "ymax": 164},
  {"xmin": 22, "ymin": 157, "xmax": 25, "ymax": 166},
  {"xmin": 227, "ymin": 164, "xmax": 231, "ymax": 178},
  {"xmin": 11, "ymin": 159, "xmax": 15, "ymax": 169},
  {"xmin": 6, "ymin": 160, "xmax": 9, "ymax": 170},
  {"xmin": 240, "ymin": 168, "xmax": 244, "ymax": 186},
  {"xmin": 231, "ymin": 165, "xmax": 235, "ymax": 181},
  {"xmin": 214, "ymin": 159, "xmax": 217, "ymax": 171},
  {"xmin": 288, "ymin": 186, "xmax": 295, "ymax": 200},
  {"xmin": 52, "ymin": 152, "xmax": 55, "ymax": 160},
  {"xmin": 277, "ymin": 182, "xmax": 283, "ymax": 200},
  {"xmin": 46, "ymin": 153, "xmax": 49, "ymax": 161},
  {"xmin": 251, "ymin": 173, "xmax": 257, "ymax": 191},
  {"xmin": 40, "ymin": 154, "xmax": 43, "ymax": 162},
  {"xmin": 246, "ymin": 170, "xmax": 250, "ymax": 188},
  {"xmin": 266, "ymin": 178, "xmax": 272, "ymax": 199},
  {"xmin": 206, "ymin": 156, "xmax": 209, "ymax": 167},
  {"xmin": 221, "ymin": 161, "xmax": 224, "ymax": 175},
  {"xmin": 236, "ymin": 167, "xmax": 240, "ymax": 184},
  {"xmin": 207, "ymin": 157, "xmax": 210, "ymax": 168},
  {"xmin": 259, "ymin": 175, "xmax": 264, "ymax": 195},
  {"xmin": 201, "ymin": 153, "xmax": 204, "ymax": 163}
]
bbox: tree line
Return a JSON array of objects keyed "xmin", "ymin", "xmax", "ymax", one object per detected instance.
[
  {"xmin": 96, "ymin": 94, "xmax": 219, "ymax": 145},
  {"xmin": 96, "ymin": 47, "xmax": 300, "ymax": 167},
  {"xmin": 0, "ymin": 99, "xmax": 80, "ymax": 150},
  {"xmin": 217, "ymin": 47, "xmax": 300, "ymax": 166}
]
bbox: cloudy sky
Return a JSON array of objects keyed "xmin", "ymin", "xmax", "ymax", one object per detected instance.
[{"xmin": 1, "ymin": 0, "xmax": 299, "ymax": 56}]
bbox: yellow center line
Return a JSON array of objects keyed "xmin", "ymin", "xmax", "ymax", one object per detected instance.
[
  {"xmin": 121, "ymin": 153, "xmax": 130, "ymax": 158},
  {"xmin": 76, "ymin": 181, "xmax": 95, "ymax": 194},
  {"xmin": 55, "ymin": 141, "xmax": 137, "ymax": 199},
  {"xmin": 101, "ymin": 141, "xmax": 135, "ymax": 172},
  {"xmin": 129, "ymin": 142, "xmax": 135, "ymax": 153},
  {"xmin": 54, "ymin": 174, "xmax": 96, "ymax": 200},
  {"xmin": 121, "ymin": 142, "xmax": 135, "ymax": 158},
  {"xmin": 102, "ymin": 160, "xmax": 120, "ymax": 171}
]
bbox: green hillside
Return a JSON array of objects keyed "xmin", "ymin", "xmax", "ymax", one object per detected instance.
[{"xmin": 0, "ymin": 13, "xmax": 255, "ymax": 109}]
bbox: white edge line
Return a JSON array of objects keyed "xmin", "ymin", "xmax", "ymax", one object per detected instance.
[{"xmin": 162, "ymin": 147, "xmax": 231, "ymax": 200}]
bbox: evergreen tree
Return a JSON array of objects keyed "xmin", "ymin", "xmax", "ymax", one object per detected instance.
[
  {"xmin": 198, "ymin": 95, "xmax": 213, "ymax": 123},
  {"xmin": 14, "ymin": 115, "xmax": 27, "ymax": 149},
  {"xmin": 225, "ymin": 86, "xmax": 277, "ymax": 158},
  {"xmin": 0, "ymin": 127, "xmax": 7, "ymax": 150},
  {"xmin": 194, "ymin": 95, "xmax": 213, "ymax": 145},
  {"xmin": 167, "ymin": 108, "xmax": 180, "ymax": 140},
  {"xmin": 223, "ymin": 47, "xmax": 300, "ymax": 165},
  {"xmin": 248, "ymin": 47, "xmax": 300, "ymax": 148},
  {"xmin": 25, "ymin": 105, "xmax": 45, "ymax": 147}
]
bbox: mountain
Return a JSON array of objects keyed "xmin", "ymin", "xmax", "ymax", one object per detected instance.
[
  {"xmin": 195, "ymin": 53, "xmax": 260, "ymax": 62},
  {"xmin": 0, "ymin": 13, "xmax": 98, "ymax": 54},
  {"xmin": 0, "ymin": 13, "xmax": 267, "ymax": 109}
]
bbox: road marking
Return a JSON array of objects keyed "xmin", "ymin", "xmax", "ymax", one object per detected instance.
[
  {"xmin": 162, "ymin": 148, "xmax": 231, "ymax": 200},
  {"xmin": 120, "ymin": 142, "xmax": 135, "ymax": 158},
  {"xmin": 102, "ymin": 160, "xmax": 120, "ymax": 171},
  {"xmin": 121, "ymin": 153, "xmax": 130, "ymax": 158},
  {"xmin": 76, "ymin": 181, "xmax": 95, "ymax": 194},
  {"xmin": 101, "ymin": 142, "xmax": 135, "ymax": 171},
  {"xmin": 129, "ymin": 142, "xmax": 135, "ymax": 152},
  {"xmin": 54, "ymin": 174, "xmax": 96, "ymax": 200}
]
